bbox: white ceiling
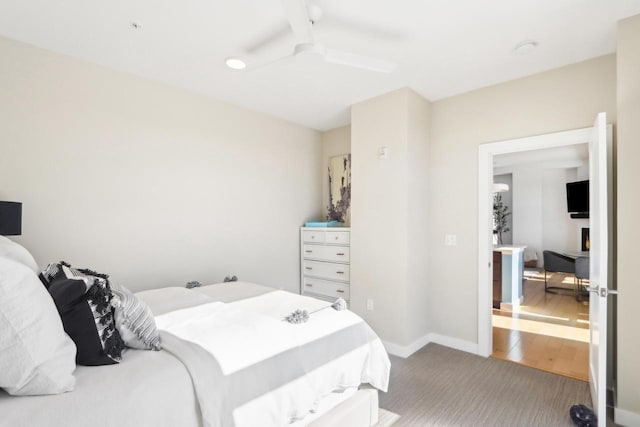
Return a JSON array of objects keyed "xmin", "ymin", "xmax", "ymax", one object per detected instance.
[
  {"xmin": 1, "ymin": 1, "xmax": 639, "ymax": 131},
  {"xmin": 494, "ymin": 143, "xmax": 589, "ymax": 173}
]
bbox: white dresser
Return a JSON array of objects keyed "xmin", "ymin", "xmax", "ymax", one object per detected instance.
[{"xmin": 300, "ymin": 227, "xmax": 350, "ymax": 303}]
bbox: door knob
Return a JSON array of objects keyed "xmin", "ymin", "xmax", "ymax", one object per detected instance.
[{"xmin": 586, "ymin": 286, "xmax": 619, "ymax": 297}]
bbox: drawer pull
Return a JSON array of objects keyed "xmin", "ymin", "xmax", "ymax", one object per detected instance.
[
  {"xmin": 334, "ymin": 236, "xmax": 339, "ymax": 240},
  {"xmin": 336, "ymin": 271, "xmax": 344, "ymax": 274},
  {"xmin": 305, "ymin": 267, "xmax": 313, "ymax": 270},
  {"xmin": 336, "ymin": 252, "xmax": 345, "ymax": 256},
  {"xmin": 305, "ymin": 250, "xmax": 313, "ymax": 253},
  {"xmin": 311, "ymin": 236, "xmax": 315, "ymax": 239},
  {"xmin": 305, "ymin": 284, "xmax": 313, "ymax": 287},
  {"xmin": 336, "ymin": 289, "xmax": 345, "ymax": 293}
]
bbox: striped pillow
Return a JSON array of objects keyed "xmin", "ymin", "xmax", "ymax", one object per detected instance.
[{"xmin": 111, "ymin": 286, "xmax": 161, "ymax": 351}]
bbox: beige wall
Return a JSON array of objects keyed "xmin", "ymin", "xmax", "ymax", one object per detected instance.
[
  {"xmin": 427, "ymin": 54, "xmax": 617, "ymax": 341},
  {"xmin": 351, "ymin": 89, "xmax": 410, "ymax": 343},
  {"xmin": 616, "ymin": 14, "xmax": 640, "ymax": 422},
  {"xmin": 351, "ymin": 88, "xmax": 431, "ymax": 347},
  {"xmin": 0, "ymin": 36, "xmax": 323, "ymax": 292},
  {"xmin": 320, "ymin": 125, "xmax": 350, "ymax": 221},
  {"xmin": 406, "ymin": 90, "xmax": 431, "ymax": 343}
]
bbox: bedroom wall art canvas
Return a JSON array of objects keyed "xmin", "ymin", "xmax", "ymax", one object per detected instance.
[{"xmin": 327, "ymin": 154, "xmax": 351, "ymax": 225}]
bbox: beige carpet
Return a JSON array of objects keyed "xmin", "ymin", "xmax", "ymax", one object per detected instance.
[{"xmin": 380, "ymin": 343, "xmax": 591, "ymax": 426}]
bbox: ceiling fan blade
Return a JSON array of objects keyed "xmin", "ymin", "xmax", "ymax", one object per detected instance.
[
  {"xmin": 325, "ymin": 49, "xmax": 397, "ymax": 73},
  {"xmin": 244, "ymin": 24, "xmax": 291, "ymax": 54},
  {"xmin": 246, "ymin": 53, "xmax": 295, "ymax": 72},
  {"xmin": 281, "ymin": 0, "xmax": 314, "ymax": 44}
]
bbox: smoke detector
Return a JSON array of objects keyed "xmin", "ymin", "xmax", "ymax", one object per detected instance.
[{"xmin": 513, "ymin": 40, "xmax": 538, "ymax": 55}]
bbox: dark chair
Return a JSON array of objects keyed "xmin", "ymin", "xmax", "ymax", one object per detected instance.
[
  {"xmin": 575, "ymin": 256, "xmax": 590, "ymax": 301},
  {"xmin": 543, "ymin": 250, "xmax": 576, "ymax": 294}
]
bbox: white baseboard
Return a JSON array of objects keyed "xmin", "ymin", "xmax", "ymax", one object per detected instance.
[
  {"xmin": 382, "ymin": 334, "xmax": 432, "ymax": 358},
  {"xmin": 428, "ymin": 333, "xmax": 479, "ymax": 355},
  {"xmin": 615, "ymin": 406, "xmax": 640, "ymax": 426},
  {"xmin": 382, "ymin": 333, "xmax": 479, "ymax": 358}
]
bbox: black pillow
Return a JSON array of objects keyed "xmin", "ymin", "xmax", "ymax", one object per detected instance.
[{"xmin": 40, "ymin": 262, "xmax": 124, "ymax": 366}]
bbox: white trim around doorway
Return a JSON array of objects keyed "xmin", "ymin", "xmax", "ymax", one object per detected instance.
[{"xmin": 477, "ymin": 126, "xmax": 593, "ymax": 357}]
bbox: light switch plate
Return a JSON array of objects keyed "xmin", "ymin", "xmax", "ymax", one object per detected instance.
[
  {"xmin": 445, "ymin": 234, "xmax": 457, "ymax": 246},
  {"xmin": 366, "ymin": 299, "xmax": 374, "ymax": 311}
]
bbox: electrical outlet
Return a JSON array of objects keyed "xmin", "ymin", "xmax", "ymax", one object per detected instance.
[
  {"xmin": 366, "ymin": 299, "xmax": 374, "ymax": 311},
  {"xmin": 445, "ymin": 234, "xmax": 457, "ymax": 246}
]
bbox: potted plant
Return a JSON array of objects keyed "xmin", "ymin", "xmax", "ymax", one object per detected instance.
[{"xmin": 493, "ymin": 193, "xmax": 511, "ymax": 245}]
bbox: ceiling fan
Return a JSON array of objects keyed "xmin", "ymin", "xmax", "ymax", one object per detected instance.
[{"xmin": 244, "ymin": 0, "xmax": 398, "ymax": 74}]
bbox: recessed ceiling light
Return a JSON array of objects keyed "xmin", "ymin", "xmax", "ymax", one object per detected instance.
[
  {"xmin": 225, "ymin": 57, "xmax": 246, "ymax": 70},
  {"xmin": 513, "ymin": 40, "xmax": 538, "ymax": 55}
]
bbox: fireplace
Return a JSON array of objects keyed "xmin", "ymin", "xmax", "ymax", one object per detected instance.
[{"xmin": 581, "ymin": 228, "xmax": 590, "ymax": 252}]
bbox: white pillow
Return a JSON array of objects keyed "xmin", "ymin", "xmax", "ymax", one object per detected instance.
[
  {"xmin": 0, "ymin": 257, "xmax": 77, "ymax": 395},
  {"xmin": 0, "ymin": 235, "xmax": 39, "ymax": 272}
]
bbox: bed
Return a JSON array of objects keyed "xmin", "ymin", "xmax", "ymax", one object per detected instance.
[{"xmin": 0, "ymin": 281, "xmax": 390, "ymax": 427}]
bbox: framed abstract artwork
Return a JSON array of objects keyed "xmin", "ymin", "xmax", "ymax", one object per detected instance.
[{"xmin": 327, "ymin": 153, "xmax": 351, "ymax": 224}]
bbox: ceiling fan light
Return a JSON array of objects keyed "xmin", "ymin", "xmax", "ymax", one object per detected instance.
[{"xmin": 225, "ymin": 57, "xmax": 246, "ymax": 70}]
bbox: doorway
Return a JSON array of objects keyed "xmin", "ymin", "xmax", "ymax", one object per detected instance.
[
  {"xmin": 491, "ymin": 145, "xmax": 590, "ymax": 380},
  {"xmin": 477, "ymin": 127, "xmax": 594, "ymax": 380}
]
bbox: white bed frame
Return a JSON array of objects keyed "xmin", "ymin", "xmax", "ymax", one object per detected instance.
[{"xmin": 309, "ymin": 387, "xmax": 379, "ymax": 427}]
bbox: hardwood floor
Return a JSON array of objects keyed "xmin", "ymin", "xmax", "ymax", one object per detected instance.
[{"xmin": 491, "ymin": 269, "xmax": 590, "ymax": 382}]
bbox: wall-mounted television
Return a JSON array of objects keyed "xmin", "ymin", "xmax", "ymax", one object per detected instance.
[{"xmin": 566, "ymin": 180, "xmax": 589, "ymax": 214}]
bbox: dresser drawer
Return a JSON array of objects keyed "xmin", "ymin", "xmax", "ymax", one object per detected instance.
[
  {"xmin": 302, "ymin": 260, "xmax": 349, "ymax": 282},
  {"xmin": 303, "ymin": 277, "xmax": 350, "ymax": 300},
  {"xmin": 325, "ymin": 231, "xmax": 349, "ymax": 245},
  {"xmin": 302, "ymin": 230, "xmax": 324, "ymax": 243},
  {"xmin": 302, "ymin": 244, "xmax": 350, "ymax": 263}
]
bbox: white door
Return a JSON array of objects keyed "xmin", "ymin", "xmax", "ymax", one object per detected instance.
[{"xmin": 588, "ymin": 112, "xmax": 613, "ymax": 418}]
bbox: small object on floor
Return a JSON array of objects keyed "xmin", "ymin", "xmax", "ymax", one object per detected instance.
[
  {"xmin": 570, "ymin": 404, "xmax": 597, "ymax": 427},
  {"xmin": 223, "ymin": 275, "xmax": 238, "ymax": 283},
  {"xmin": 186, "ymin": 281, "xmax": 202, "ymax": 289}
]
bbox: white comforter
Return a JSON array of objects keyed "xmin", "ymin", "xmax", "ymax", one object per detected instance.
[{"xmin": 155, "ymin": 291, "xmax": 390, "ymax": 427}]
